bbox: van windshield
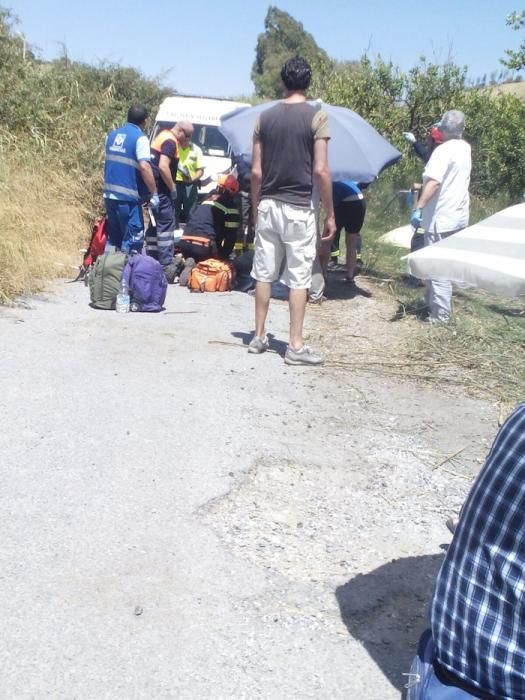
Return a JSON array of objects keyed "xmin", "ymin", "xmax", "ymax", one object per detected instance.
[{"xmin": 152, "ymin": 122, "xmax": 230, "ymax": 157}]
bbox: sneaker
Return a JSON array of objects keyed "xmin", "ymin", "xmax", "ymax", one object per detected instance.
[
  {"xmin": 446, "ymin": 517, "xmax": 458, "ymax": 535},
  {"xmin": 284, "ymin": 345, "xmax": 323, "ymax": 366},
  {"xmin": 248, "ymin": 335, "xmax": 269, "ymax": 354},
  {"xmin": 327, "ymin": 259, "xmax": 345, "ymax": 272}
]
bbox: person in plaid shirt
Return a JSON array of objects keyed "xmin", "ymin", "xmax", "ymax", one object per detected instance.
[{"xmin": 409, "ymin": 402, "xmax": 525, "ymax": 699}]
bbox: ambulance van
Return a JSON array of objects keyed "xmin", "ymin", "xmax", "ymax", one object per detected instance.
[{"xmin": 151, "ymin": 95, "xmax": 250, "ymax": 195}]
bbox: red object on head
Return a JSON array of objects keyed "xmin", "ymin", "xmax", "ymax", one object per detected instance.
[
  {"xmin": 430, "ymin": 125, "xmax": 444, "ymax": 144},
  {"xmin": 217, "ymin": 173, "xmax": 239, "ymax": 195}
]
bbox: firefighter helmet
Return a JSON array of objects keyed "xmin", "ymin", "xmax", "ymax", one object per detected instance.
[{"xmin": 217, "ymin": 173, "xmax": 239, "ymax": 195}]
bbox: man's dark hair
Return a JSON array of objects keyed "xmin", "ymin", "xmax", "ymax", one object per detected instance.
[
  {"xmin": 127, "ymin": 104, "xmax": 149, "ymax": 125},
  {"xmin": 280, "ymin": 56, "xmax": 312, "ymax": 91}
]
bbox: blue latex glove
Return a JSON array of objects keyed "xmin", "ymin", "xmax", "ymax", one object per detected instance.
[
  {"xmin": 170, "ymin": 188, "xmax": 178, "ymax": 204},
  {"xmin": 410, "ymin": 207, "xmax": 423, "ymax": 228},
  {"xmin": 149, "ymin": 193, "xmax": 160, "ymax": 211}
]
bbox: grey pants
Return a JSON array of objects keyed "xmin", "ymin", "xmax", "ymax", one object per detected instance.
[
  {"xmin": 424, "ymin": 228, "xmax": 462, "ymax": 321},
  {"xmin": 309, "ymin": 256, "xmax": 326, "ymax": 302}
]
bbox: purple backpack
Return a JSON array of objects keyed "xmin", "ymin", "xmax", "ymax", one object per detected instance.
[{"xmin": 123, "ymin": 253, "xmax": 167, "ymax": 312}]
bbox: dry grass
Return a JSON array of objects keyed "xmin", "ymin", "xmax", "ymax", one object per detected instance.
[
  {"xmin": 310, "ymin": 274, "xmax": 525, "ymax": 411},
  {"xmin": 0, "ymin": 153, "xmax": 88, "ymax": 302},
  {"xmin": 489, "ymin": 81, "xmax": 525, "ymax": 99},
  {"xmin": 321, "ymin": 201, "xmax": 525, "ymax": 408}
]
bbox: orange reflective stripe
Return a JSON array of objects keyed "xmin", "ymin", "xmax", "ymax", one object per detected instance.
[
  {"xmin": 181, "ymin": 234, "xmax": 211, "ymax": 247},
  {"xmin": 151, "ymin": 130, "xmax": 178, "ymax": 157}
]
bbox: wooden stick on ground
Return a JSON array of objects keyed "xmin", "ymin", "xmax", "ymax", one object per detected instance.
[{"xmin": 432, "ymin": 446, "xmax": 467, "ymax": 471}]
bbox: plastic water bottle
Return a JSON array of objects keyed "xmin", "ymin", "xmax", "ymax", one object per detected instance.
[{"xmin": 116, "ymin": 278, "xmax": 130, "ymax": 313}]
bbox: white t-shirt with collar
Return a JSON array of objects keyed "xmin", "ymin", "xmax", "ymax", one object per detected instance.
[{"xmin": 422, "ymin": 139, "xmax": 471, "ymax": 233}]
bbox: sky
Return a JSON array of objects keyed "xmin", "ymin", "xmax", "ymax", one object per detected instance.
[{"xmin": 5, "ymin": 0, "xmax": 523, "ymax": 98}]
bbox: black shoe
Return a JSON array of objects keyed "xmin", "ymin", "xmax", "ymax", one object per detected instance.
[
  {"xmin": 163, "ymin": 263, "xmax": 179, "ymax": 284},
  {"xmin": 327, "ymin": 260, "xmax": 346, "ymax": 272},
  {"xmin": 179, "ymin": 257, "xmax": 196, "ymax": 287}
]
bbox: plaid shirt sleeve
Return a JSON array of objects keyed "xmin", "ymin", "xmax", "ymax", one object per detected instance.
[{"xmin": 431, "ymin": 402, "xmax": 525, "ymax": 699}]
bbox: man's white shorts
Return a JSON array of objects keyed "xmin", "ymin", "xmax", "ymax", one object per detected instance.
[{"xmin": 251, "ymin": 198, "xmax": 317, "ymax": 289}]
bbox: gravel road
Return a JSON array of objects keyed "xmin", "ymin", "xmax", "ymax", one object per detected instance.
[{"xmin": 0, "ymin": 281, "xmax": 498, "ymax": 699}]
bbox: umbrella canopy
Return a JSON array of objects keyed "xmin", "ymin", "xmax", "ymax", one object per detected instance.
[
  {"xmin": 405, "ymin": 202, "xmax": 525, "ymax": 297},
  {"xmin": 219, "ymin": 100, "xmax": 401, "ymax": 184}
]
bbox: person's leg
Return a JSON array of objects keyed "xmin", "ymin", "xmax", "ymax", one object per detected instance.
[
  {"xmin": 145, "ymin": 220, "xmax": 158, "ymax": 260},
  {"xmin": 254, "ymin": 281, "xmax": 272, "ymax": 338},
  {"xmin": 122, "ymin": 202, "xmax": 145, "ymax": 254},
  {"xmin": 345, "ymin": 232, "xmax": 358, "ymax": 281},
  {"xmin": 318, "ymin": 240, "xmax": 330, "ymax": 275},
  {"xmin": 104, "ymin": 199, "xmax": 125, "ymax": 250},
  {"xmin": 175, "ymin": 182, "xmax": 185, "ymax": 223},
  {"xmin": 345, "ymin": 200, "xmax": 366, "ymax": 275},
  {"xmin": 308, "ymin": 255, "xmax": 326, "ymax": 303},
  {"xmin": 178, "ymin": 184, "xmax": 191, "ymax": 223},
  {"xmin": 155, "ymin": 194, "xmax": 176, "ymax": 267},
  {"xmin": 116, "ymin": 202, "xmax": 133, "ymax": 252},
  {"xmin": 281, "ymin": 204, "xmax": 322, "ymax": 364},
  {"xmin": 250, "ymin": 199, "xmax": 284, "ymax": 352},
  {"xmin": 424, "ymin": 229, "xmax": 453, "ymax": 322},
  {"xmin": 240, "ymin": 191, "xmax": 252, "ymax": 246},
  {"xmin": 429, "ymin": 280, "xmax": 453, "ymax": 321},
  {"xmin": 330, "ymin": 226, "xmax": 342, "ymax": 263},
  {"xmin": 289, "ymin": 288, "xmax": 308, "ymax": 348},
  {"xmin": 186, "ymin": 184, "xmax": 199, "ymax": 217}
]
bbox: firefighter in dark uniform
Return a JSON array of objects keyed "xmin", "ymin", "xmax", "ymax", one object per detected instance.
[
  {"xmin": 177, "ymin": 174, "xmax": 240, "ymax": 262},
  {"xmin": 231, "ymin": 153, "xmax": 255, "ymax": 257}
]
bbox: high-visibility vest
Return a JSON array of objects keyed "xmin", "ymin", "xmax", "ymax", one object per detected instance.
[
  {"xmin": 104, "ymin": 122, "xmax": 148, "ymax": 202},
  {"xmin": 150, "ymin": 130, "xmax": 178, "ymax": 158}
]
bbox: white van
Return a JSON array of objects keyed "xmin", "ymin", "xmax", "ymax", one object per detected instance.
[{"xmin": 151, "ymin": 95, "xmax": 250, "ymax": 195}]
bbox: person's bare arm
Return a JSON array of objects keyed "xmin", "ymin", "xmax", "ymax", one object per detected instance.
[
  {"xmin": 158, "ymin": 154, "xmax": 176, "ymax": 192},
  {"xmin": 138, "ymin": 160, "xmax": 157, "ymax": 196},
  {"xmin": 313, "ymin": 138, "xmax": 336, "ymax": 242},
  {"xmin": 251, "ymin": 140, "xmax": 263, "ymax": 227},
  {"xmin": 417, "ymin": 178, "xmax": 440, "ymax": 209}
]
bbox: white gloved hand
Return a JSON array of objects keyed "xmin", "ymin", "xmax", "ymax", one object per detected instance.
[{"xmin": 403, "ymin": 131, "xmax": 416, "ymax": 144}]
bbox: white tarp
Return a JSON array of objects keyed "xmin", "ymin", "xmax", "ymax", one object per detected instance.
[
  {"xmin": 379, "ymin": 224, "xmax": 412, "ymax": 249},
  {"xmin": 405, "ymin": 202, "xmax": 525, "ymax": 297}
]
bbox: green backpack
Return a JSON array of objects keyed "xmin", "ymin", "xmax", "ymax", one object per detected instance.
[{"xmin": 89, "ymin": 251, "xmax": 127, "ymax": 310}]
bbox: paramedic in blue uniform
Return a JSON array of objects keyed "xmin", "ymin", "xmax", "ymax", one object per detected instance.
[{"xmin": 103, "ymin": 104, "xmax": 159, "ymax": 253}]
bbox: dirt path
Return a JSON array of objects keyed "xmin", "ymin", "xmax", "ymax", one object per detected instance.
[{"xmin": 0, "ymin": 278, "xmax": 498, "ymax": 699}]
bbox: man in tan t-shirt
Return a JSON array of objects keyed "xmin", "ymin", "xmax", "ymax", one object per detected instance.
[{"xmin": 249, "ymin": 56, "xmax": 336, "ymax": 366}]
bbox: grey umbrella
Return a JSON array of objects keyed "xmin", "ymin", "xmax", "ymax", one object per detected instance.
[{"xmin": 219, "ymin": 100, "xmax": 402, "ymax": 184}]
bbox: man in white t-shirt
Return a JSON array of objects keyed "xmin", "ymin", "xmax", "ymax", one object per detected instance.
[{"xmin": 411, "ymin": 110, "xmax": 471, "ymax": 322}]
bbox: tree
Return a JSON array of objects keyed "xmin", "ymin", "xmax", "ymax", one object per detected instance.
[
  {"xmin": 501, "ymin": 10, "xmax": 525, "ymax": 71},
  {"xmin": 251, "ymin": 6, "xmax": 332, "ymax": 98},
  {"xmin": 403, "ymin": 60, "xmax": 466, "ymax": 137}
]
